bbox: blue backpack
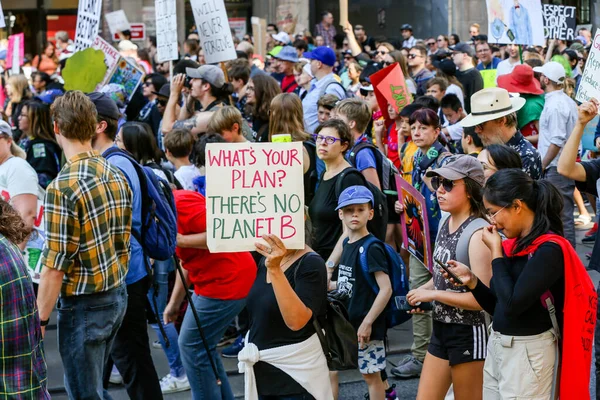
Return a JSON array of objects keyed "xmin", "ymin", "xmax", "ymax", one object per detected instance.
[
  {"xmin": 104, "ymin": 148, "xmax": 178, "ymax": 261},
  {"xmin": 357, "ymin": 235, "xmax": 411, "ymax": 328}
]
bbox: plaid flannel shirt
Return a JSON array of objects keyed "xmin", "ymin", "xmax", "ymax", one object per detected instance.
[
  {"xmin": 0, "ymin": 234, "xmax": 50, "ymax": 399},
  {"xmin": 41, "ymin": 151, "xmax": 132, "ymax": 297},
  {"xmin": 314, "ymin": 22, "xmax": 337, "ymax": 48}
]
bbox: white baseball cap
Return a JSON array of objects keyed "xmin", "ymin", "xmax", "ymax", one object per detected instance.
[{"xmin": 533, "ymin": 61, "xmax": 566, "ymax": 84}]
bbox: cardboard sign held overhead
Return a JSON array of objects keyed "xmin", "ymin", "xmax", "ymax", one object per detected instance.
[
  {"xmin": 543, "ymin": 4, "xmax": 576, "ymax": 41},
  {"xmin": 486, "ymin": 0, "xmax": 545, "ymax": 46},
  {"xmin": 205, "ymin": 142, "xmax": 305, "ymax": 253},
  {"xmin": 339, "ymin": 0, "xmax": 348, "ymax": 28},
  {"xmin": 155, "ymin": 0, "xmax": 178, "ymax": 62},
  {"xmin": 6, "ymin": 33, "xmax": 24, "ymax": 73},
  {"xmin": 74, "ymin": 0, "xmax": 103, "ymax": 51},
  {"xmin": 105, "ymin": 10, "xmax": 131, "ymax": 36},
  {"xmin": 576, "ymin": 29, "xmax": 600, "ymax": 109},
  {"xmin": 251, "ymin": 16, "xmax": 267, "ymax": 61},
  {"xmin": 190, "ymin": 0, "xmax": 237, "ymax": 64}
]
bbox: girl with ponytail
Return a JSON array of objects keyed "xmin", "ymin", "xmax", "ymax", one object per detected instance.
[{"xmin": 443, "ymin": 168, "xmax": 596, "ymax": 400}]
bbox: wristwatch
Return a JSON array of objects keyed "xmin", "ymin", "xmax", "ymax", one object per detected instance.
[
  {"xmin": 326, "ymin": 260, "xmax": 336, "ymax": 270},
  {"xmin": 40, "ymin": 318, "xmax": 50, "ymax": 327}
]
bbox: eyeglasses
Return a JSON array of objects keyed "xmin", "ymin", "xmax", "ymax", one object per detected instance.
[
  {"xmin": 408, "ymin": 54, "xmax": 420, "ymax": 59},
  {"xmin": 476, "ymin": 48, "xmax": 491, "ymax": 53},
  {"xmin": 431, "ymin": 176, "xmax": 463, "ymax": 192},
  {"xmin": 312, "ymin": 133, "xmax": 342, "ymax": 145},
  {"xmin": 383, "ymin": 61, "xmax": 393, "ymax": 66},
  {"xmin": 427, "ymin": 42, "xmax": 436, "ymax": 46},
  {"xmin": 487, "ymin": 204, "xmax": 509, "ymax": 221}
]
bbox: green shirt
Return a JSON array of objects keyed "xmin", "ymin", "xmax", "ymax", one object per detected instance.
[{"xmin": 517, "ymin": 94, "xmax": 545, "ymax": 129}]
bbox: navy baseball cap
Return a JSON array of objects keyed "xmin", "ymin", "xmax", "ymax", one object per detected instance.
[
  {"xmin": 87, "ymin": 92, "xmax": 121, "ymax": 120},
  {"xmin": 452, "ymin": 42, "xmax": 474, "ymax": 57},
  {"xmin": 304, "ymin": 46, "xmax": 336, "ymax": 67},
  {"xmin": 336, "ymin": 185, "xmax": 374, "ymax": 210}
]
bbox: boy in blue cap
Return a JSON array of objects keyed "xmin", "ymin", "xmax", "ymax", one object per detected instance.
[{"xmin": 334, "ymin": 185, "xmax": 392, "ymax": 399}]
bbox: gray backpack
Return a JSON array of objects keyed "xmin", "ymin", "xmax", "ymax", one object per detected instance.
[{"xmin": 436, "ymin": 215, "xmax": 489, "ymax": 266}]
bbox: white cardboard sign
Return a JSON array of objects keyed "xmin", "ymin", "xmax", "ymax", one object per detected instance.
[
  {"xmin": 205, "ymin": 142, "xmax": 305, "ymax": 253},
  {"xmin": 155, "ymin": 0, "xmax": 178, "ymax": 62},
  {"xmin": 576, "ymin": 29, "xmax": 600, "ymax": 107},
  {"xmin": 105, "ymin": 10, "xmax": 131, "ymax": 36},
  {"xmin": 74, "ymin": 0, "xmax": 103, "ymax": 51},
  {"xmin": 190, "ymin": 0, "xmax": 237, "ymax": 64}
]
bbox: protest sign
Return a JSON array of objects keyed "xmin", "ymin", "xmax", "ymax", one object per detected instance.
[
  {"xmin": 339, "ymin": 0, "xmax": 348, "ymax": 28},
  {"xmin": 251, "ymin": 16, "xmax": 267, "ymax": 60},
  {"xmin": 1, "ymin": 187, "xmax": 45, "ymax": 282},
  {"xmin": 229, "ymin": 18, "xmax": 247, "ymax": 40},
  {"xmin": 371, "ymin": 62, "xmax": 412, "ymax": 124},
  {"xmin": 190, "ymin": 0, "xmax": 237, "ymax": 64},
  {"xmin": 543, "ymin": 4, "xmax": 576, "ymax": 40},
  {"xmin": 107, "ymin": 58, "xmax": 145, "ymax": 101},
  {"xmin": 480, "ymin": 69, "xmax": 497, "ymax": 88},
  {"xmin": 105, "ymin": 10, "xmax": 131, "ymax": 37},
  {"xmin": 396, "ymin": 176, "xmax": 432, "ymax": 271},
  {"xmin": 0, "ymin": 1, "xmax": 5, "ymax": 29},
  {"xmin": 276, "ymin": 3, "xmax": 298, "ymax": 34},
  {"xmin": 486, "ymin": 0, "xmax": 544, "ymax": 46},
  {"xmin": 74, "ymin": 0, "xmax": 103, "ymax": 51},
  {"xmin": 576, "ymin": 29, "xmax": 600, "ymax": 107},
  {"xmin": 155, "ymin": 0, "xmax": 178, "ymax": 62},
  {"xmin": 205, "ymin": 142, "xmax": 305, "ymax": 253},
  {"xmin": 6, "ymin": 33, "xmax": 24, "ymax": 73},
  {"xmin": 62, "ymin": 48, "xmax": 107, "ymax": 93}
]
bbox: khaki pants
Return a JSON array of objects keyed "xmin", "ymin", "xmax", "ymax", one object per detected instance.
[
  {"xmin": 483, "ymin": 328, "xmax": 557, "ymax": 400},
  {"xmin": 409, "ymin": 254, "xmax": 432, "ymax": 362}
]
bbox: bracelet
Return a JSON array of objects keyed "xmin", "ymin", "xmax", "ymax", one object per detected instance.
[{"xmin": 40, "ymin": 318, "xmax": 50, "ymax": 327}]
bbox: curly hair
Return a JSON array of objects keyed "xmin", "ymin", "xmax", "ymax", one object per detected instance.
[
  {"xmin": 0, "ymin": 200, "xmax": 28, "ymax": 244},
  {"xmin": 249, "ymin": 74, "xmax": 281, "ymax": 122}
]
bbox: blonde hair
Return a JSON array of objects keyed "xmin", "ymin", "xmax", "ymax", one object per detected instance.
[
  {"xmin": 50, "ymin": 91, "xmax": 98, "ymax": 142},
  {"xmin": 269, "ymin": 93, "xmax": 310, "ymax": 142},
  {"xmin": 377, "ymin": 42, "xmax": 395, "ymax": 53},
  {"xmin": 207, "ymin": 106, "xmax": 243, "ymax": 134},
  {"xmin": 7, "ymin": 75, "xmax": 31, "ymax": 104}
]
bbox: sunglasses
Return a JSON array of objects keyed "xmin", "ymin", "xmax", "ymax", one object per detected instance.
[
  {"xmin": 408, "ymin": 54, "xmax": 420, "ymax": 59},
  {"xmin": 311, "ymin": 133, "xmax": 342, "ymax": 145},
  {"xmin": 377, "ymin": 50, "xmax": 389, "ymax": 55},
  {"xmin": 157, "ymin": 99, "xmax": 168, "ymax": 106},
  {"xmin": 431, "ymin": 176, "xmax": 463, "ymax": 192},
  {"xmin": 427, "ymin": 42, "xmax": 436, "ymax": 46}
]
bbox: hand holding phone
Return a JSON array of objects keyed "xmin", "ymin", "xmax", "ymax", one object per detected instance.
[
  {"xmin": 395, "ymin": 296, "xmax": 433, "ymax": 312},
  {"xmin": 435, "ymin": 258, "xmax": 464, "ymax": 285}
]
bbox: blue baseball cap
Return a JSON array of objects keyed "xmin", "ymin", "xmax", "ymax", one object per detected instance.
[
  {"xmin": 274, "ymin": 46, "xmax": 299, "ymax": 63},
  {"xmin": 35, "ymin": 89, "xmax": 64, "ymax": 105},
  {"xmin": 336, "ymin": 185, "xmax": 374, "ymax": 210},
  {"xmin": 303, "ymin": 46, "xmax": 336, "ymax": 67}
]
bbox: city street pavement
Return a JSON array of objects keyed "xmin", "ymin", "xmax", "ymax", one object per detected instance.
[{"xmin": 47, "ymin": 219, "xmax": 600, "ymax": 399}]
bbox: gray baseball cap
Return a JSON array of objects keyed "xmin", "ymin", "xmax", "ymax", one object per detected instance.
[
  {"xmin": 426, "ymin": 154, "xmax": 485, "ymax": 187},
  {"xmin": 186, "ymin": 65, "xmax": 225, "ymax": 88}
]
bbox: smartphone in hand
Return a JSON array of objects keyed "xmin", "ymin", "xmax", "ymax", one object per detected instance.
[
  {"xmin": 395, "ymin": 296, "xmax": 433, "ymax": 311},
  {"xmin": 434, "ymin": 258, "xmax": 464, "ymax": 285}
]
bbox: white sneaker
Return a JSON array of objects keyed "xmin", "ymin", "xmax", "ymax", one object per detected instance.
[
  {"xmin": 109, "ymin": 365, "xmax": 123, "ymax": 385},
  {"xmin": 160, "ymin": 373, "xmax": 191, "ymax": 394}
]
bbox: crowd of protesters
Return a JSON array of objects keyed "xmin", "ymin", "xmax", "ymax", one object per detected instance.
[{"xmin": 0, "ymin": 11, "xmax": 599, "ymax": 400}]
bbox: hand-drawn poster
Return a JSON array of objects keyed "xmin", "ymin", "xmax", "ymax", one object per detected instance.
[
  {"xmin": 155, "ymin": 0, "xmax": 178, "ymax": 62},
  {"xmin": 486, "ymin": 0, "xmax": 545, "ymax": 46},
  {"xmin": 74, "ymin": 0, "xmax": 103, "ymax": 51},
  {"xmin": 543, "ymin": 4, "xmax": 576, "ymax": 41},
  {"xmin": 190, "ymin": 0, "xmax": 237, "ymax": 64},
  {"xmin": 205, "ymin": 142, "xmax": 305, "ymax": 253},
  {"xmin": 371, "ymin": 62, "xmax": 413, "ymax": 125},
  {"xmin": 396, "ymin": 175, "xmax": 432, "ymax": 271},
  {"xmin": 576, "ymin": 29, "xmax": 600, "ymax": 107},
  {"xmin": 107, "ymin": 58, "xmax": 144, "ymax": 101}
]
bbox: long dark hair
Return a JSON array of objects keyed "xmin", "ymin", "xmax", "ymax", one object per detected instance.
[
  {"xmin": 120, "ymin": 122, "xmax": 162, "ymax": 165},
  {"xmin": 484, "ymin": 169, "xmax": 563, "ymax": 254},
  {"xmin": 464, "ymin": 177, "xmax": 487, "ymax": 220},
  {"xmin": 24, "ymin": 100, "xmax": 56, "ymax": 143},
  {"xmin": 486, "ymin": 144, "xmax": 522, "ymax": 170},
  {"xmin": 249, "ymin": 74, "xmax": 281, "ymax": 122}
]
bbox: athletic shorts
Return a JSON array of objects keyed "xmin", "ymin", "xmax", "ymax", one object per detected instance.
[
  {"xmin": 358, "ymin": 340, "xmax": 386, "ymax": 374},
  {"xmin": 428, "ymin": 320, "xmax": 488, "ymax": 366}
]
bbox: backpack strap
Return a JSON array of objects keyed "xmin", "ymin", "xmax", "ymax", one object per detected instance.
[
  {"xmin": 455, "ymin": 218, "xmax": 489, "ymax": 266},
  {"xmin": 358, "ymin": 235, "xmax": 386, "ymax": 296}
]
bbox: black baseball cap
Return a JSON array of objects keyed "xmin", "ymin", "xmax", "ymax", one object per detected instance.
[{"xmin": 87, "ymin": 92, "xmax": 121, "ymax": 120}]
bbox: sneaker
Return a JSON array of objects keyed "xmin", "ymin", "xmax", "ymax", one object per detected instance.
[
  {"xmin": 152, "ymin": 340, "xmax": 162, "ymax": 349},
  {"xmin": 109, "ymin": 365, "xmax": 123, "ymax": 385},
  {"xmin": 390, "ymin": 356, "xmax": 423, "ymax": 378},
  {"xmin": 586, "ymin": 223, "xmax": 598, "ymax": 237},
  {"xmin": 583, "ymin": 233, "xmax": 596, "ymax": 243},
  {"xmin": 160, "ymin": 374, "xmax": 191, "ymax": 394},
  {"xmin": 221, "ymin": 334, "xmax": 245, "ymax": 358}
]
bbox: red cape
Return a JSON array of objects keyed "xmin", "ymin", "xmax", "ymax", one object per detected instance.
[{"xmin": 503, "ymin": 234, "xmax": 596, "ymax": 400}]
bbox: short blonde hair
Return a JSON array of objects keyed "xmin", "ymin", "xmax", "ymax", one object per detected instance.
[
  {"xmin": 7, "ymin": 75, "xmax": 31, "ymax": 104},
  {"xmin": 207, "ymin": 106, "xmax": 243, "ymax": 135},
  {"xmin": 51, "ymin": 91, "xmax": 97, "ymax": 142}
]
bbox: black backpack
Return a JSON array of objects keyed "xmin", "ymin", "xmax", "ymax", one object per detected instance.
[
  {"xmin": 334, "ymin": 168, "xmax": 388, "ymax": 241},
  {"xmin": 347, "ymin": 141, "xmax": 400, "ymax": 198}
]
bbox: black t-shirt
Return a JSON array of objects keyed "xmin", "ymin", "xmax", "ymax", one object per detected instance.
[
  {"xmin": 471, "ymin": 242, "xmax": 564, "ymax": 336},
  {"xmin": 456, "ymin": 68, "xmax": 484, "ymax": 114},
  {"xmin": 308, "ymin": 167, "xmax": 364, "ymax": 260},
  {"xmin": 246, "ymin": 252, "xmax": 327, "ymax": 396},
  {"xmin": 337, "ymin": 234, "xmax": 389, "ymax": 340}
]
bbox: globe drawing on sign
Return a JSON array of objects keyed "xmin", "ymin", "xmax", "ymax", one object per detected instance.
[{"xmin": 491, "ymin": 18, "xmax": 504, "ymax": 41}]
